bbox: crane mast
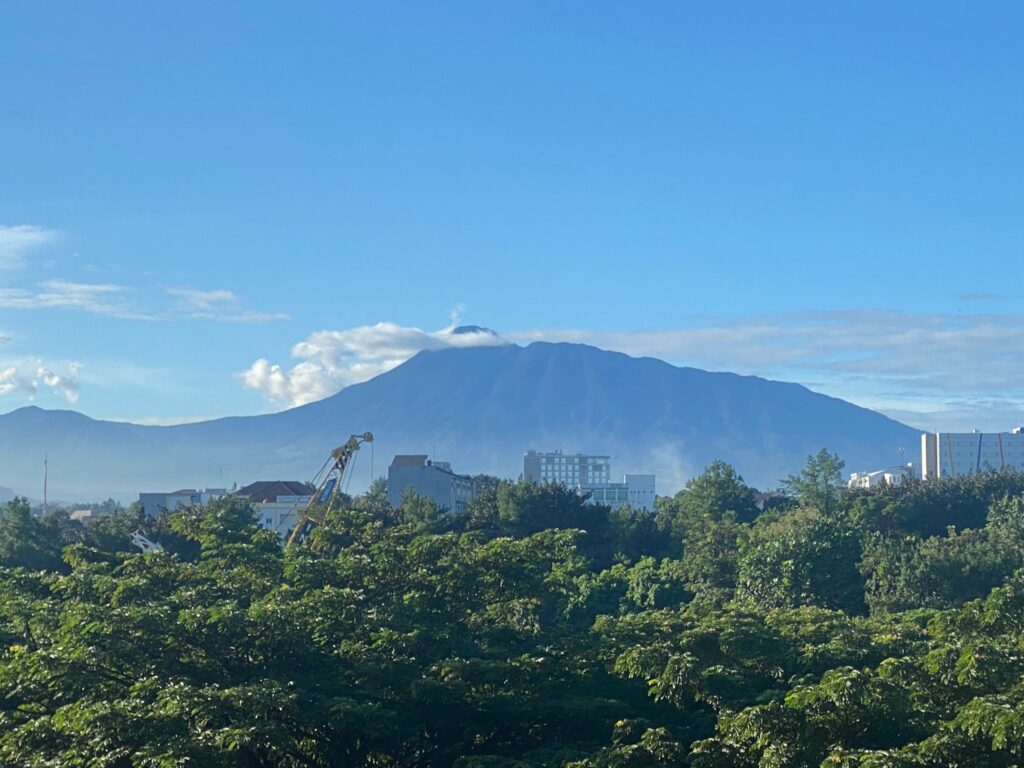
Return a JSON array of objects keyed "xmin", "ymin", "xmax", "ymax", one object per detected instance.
[{"xmin": 285, "ymin": 432, "xmax": 373, "ymax": 548}]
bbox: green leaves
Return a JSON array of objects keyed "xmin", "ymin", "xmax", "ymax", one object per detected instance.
[{"xmin": 6, "ymin": 470, "xmax": 1024, "ymax": 764}]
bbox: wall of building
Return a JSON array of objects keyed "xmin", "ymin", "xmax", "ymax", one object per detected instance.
[
  {"xmin": 624, "ymin": 474, "xmax": 656, "ymax": 510},
  {"xmin": 523, "ymin": 450, "xmax": 610, "ymax": 485},
  {"xmin": 921, "ymin": 430, "xmax": 1024, "ymax": 479},
  {"xmin": 138, "ymin": 488, "xmax": 226, "ymax": 518},
  {"xmin": 252, "ymin": 494, "xmax": 310, "ymax": 540},
  {"xmin": 388, "ymin": 459, "xmax": 476, "ymax": 514},
  {"xmin": 848, "ymin": 465, "xmax": 913, "ymax": 488},
  {"xmin": 523, "ymin": 451, "xmax": 656, "ymax": 511}
]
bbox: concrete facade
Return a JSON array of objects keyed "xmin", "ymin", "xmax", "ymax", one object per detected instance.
[
  {"xmin": 848, "ymin": 465, "xmax": 914, "ymax": 489},
  {"xmin": 523, "ymin": 450, "xmax": 611, "ymax": 486},
  {"xmin": 584, "ymin": 474, "xmax": 656, "ymax": 511},
  {"xmin": 920, "ymin": 429, "xmax": 1024, "ymax": 479},
  {"xmin": 388, "ymin": 455, "xmax": 476, "ymax": 514},
  {"xmin": 138, "ymin": 488, "xmax": 227, "ymax": 518},
  {"xmin": 249, "ymin": 495, "xmax": 311, "ymax": 540},
  {"xmin": 234, "ymin": 481, "xmax": 315, "ymax": 540},
  {"xmin": 523, "ymin": 450, "xmax": 656, "ymax": 511}
]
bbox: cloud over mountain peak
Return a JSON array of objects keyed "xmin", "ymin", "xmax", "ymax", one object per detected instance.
[{"xmin": 239, "ymin": 320, "xmax": 508, "ymax": 407}]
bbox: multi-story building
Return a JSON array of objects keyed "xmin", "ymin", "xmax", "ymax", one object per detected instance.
[
  {"xmin": 585, "ymin": 474, "xmax": 657, "ymax": 511},
  {"xmin": 388, "ymin": 455, "xmax": 476, "ymax": 514},
  {"xmin": 523, "ymin": 450, "xmax": 656, "ymax": 511},
  {"xmin": 234, "ymin": 480, "xmax": 316, "ymax": 540},
  {"xmin": 848, "ymin": 465, "xmax": 914, "ymax": 489},
  {"xmin": 523, "ymin": 450, "xmax": 610, "ymax": 486},
  {"xmin": 138, "ymin": 488, "xmax": 227, "ymax": 518},
  {"xmin": 921, "ymin": 429, "xmax": 1024, "ymax": 479},
  {"xmin": 140, "ymin": 481, "xmax": 327, "ymax": 541}
]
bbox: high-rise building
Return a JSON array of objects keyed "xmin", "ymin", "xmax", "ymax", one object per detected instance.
[
  {"xmin": 388, "ymin": 455, "xmax": 476, "ymax": 514},
  {"xmin": 523, "ymin": 450, "xmax": 610, "ymax": 486},
  {"xmin": 523, "ymin": 450, "xmax": 656, "ymax": 511},
  {"xmin": 920, "ymin": 428, "xmax": 1024, "ymax": 479}
]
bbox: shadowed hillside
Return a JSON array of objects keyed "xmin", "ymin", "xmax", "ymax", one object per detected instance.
[{"xmin": 0, "ymin": 342, "xmax": 920, "ymax": 500}]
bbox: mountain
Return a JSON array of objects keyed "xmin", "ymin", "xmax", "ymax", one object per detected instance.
[{"xmin": 0, "ymin": 342, "xmax": 921, "ymax": 501}]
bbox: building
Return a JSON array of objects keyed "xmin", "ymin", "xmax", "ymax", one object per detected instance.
[
  {"xmin": 921, "ymin": 429, "xmax": 1024, "ymax": 480},
  {"xmin": 585, "ymin": 474, "xmax": 657, "ymax": 511},
  {"xmin": 138, "ymin": 488, "xmax": 227, "ymax": 518},
  {"xmin": 848, "ymin": 465, "xmax": 914, "ymax": 489},
  {"xmin": 523, "ymin": 450, "xmax": 656, "ymax": 511},
  {"xmin": 69, "ymin": 509, "xmax": 99, "ymax": 525},
  {"xmin": 523, "ymin": 450, "xmax": 611, "ymax": 486},
  {"xmin": 387, "ymin": 455, "xmax": 476, "ymax": 514},
  {"xmin": 234, "ymin": 480, "xmax": 316, "ymax": 540}
]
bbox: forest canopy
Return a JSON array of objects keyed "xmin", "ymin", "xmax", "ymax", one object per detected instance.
[{"xmin": 3, "ymin": 457, "xmax": 1024, "ymax": 766}]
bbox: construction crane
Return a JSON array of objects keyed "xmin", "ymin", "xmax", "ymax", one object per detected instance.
[{"xmin": 285, "ymin": 432, "xmax": 373, "ymax": 548}]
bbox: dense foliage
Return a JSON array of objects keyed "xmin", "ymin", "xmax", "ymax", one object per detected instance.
[{"xmin": 4, "ymin": 458, "xmax": 1024, "ymax": 766}]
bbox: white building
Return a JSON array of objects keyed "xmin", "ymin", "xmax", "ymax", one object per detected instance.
[
  {"xmin": 138, "ymin": 488, "xmax": 228, "ymax": 518},
  {"xmin": 585, "ymin": 474, "xmax": 657, "ymax": 511},
  {"xmin": 848, "ymin": 465, "xmax": 914, "ymax": 489},
  {"xmin": 523, "ymin": 450, "xmax": 656, "ymax": 511},
  {"xmin": 921, "ymin": 429, "xmax": 1024, "ymax": 480},
  {"xmin": 234, "ymin": 481, "xmax": 316, "ymax": 540}
]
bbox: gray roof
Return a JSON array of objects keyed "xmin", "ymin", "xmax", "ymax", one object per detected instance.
[
  {"xmin": 390, "ymin": 454, "xmax": 429, "ymax": 468},
  {"xmin": 234, "ymin": 480, "xmax": 316, "ymax": 502}
]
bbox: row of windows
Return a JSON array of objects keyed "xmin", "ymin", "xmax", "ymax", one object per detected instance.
[{"xmin": 538, "ymin": 457, "xmax": 609, "ymax": 465}]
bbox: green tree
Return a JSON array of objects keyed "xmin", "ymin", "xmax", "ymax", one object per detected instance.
[
  {"xmin": 737, "ymin": 507, "xmax": 867, "ymax": 614},
  {"xmin": 782, "ymin": 449, "xmax": 846, "ymax": 515},
  {"xmin": 0, "ymin": 497, "xmax": 65, "ymax": 572},
  {"xmin": 676, "ymin": 460, "xmax": 759, "ymax": 525},
  {"xmin": 655, "ymin": 462, "xmax": 758, "ymax": 596}
]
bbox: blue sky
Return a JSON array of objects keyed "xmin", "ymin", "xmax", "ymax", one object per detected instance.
[{"xmin": 2, "ymin": 2, "xmax": 1023, "ymax": 429}]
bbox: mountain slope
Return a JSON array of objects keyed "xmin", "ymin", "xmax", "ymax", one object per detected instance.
[{"xmin": 0, "ymin": 342, "xmax": 921, "ymax": 500}]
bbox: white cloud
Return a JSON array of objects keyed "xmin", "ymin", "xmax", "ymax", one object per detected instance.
[
  {"xmin": 505, "ymin": 311, "xmax": 1024, "ymax": 394},
  {"xmin": 167, "ymin": 287, "xmax": 238, "ymax": 309},
  {"xmin": 239, "ymin": 309, "xmax": 1024, "ymax": 427},
  {"xmin": 0, "ymin": 360, "xmax": 82, "ymax": 404},
  {"xmin": 37, "ymin": 363, "xmax": 82, "ymax": 403},
  {"xmin": 959, "ymin": 292, "xmax": 1008, "ymax": 302},
  {"xmin": 0, "ymin": 226, "xmax": 284, "ymax": 324},
  {"xmin": 507, "ymin": 310, "xmax": 1024, "ymax": 429},
  {"xmin": 167, "ymin": 286, "xmax": 288, "ymax": 323},
  {"xmin": 0, "ymin": 279, "xmax": 145, "ymax": 319},
  {"xmin": 107, "ymin": 414, "xmax": 219, "ymax": 426},
  {"xmin": 0, "ymin": 280, "xmax": 285, "ymax": 323},
  {"xmin": 0, "ymin": 367, "xmax": 37, "ymax": 398},
  {"xmin": 240, "ymin": 320, "xmax": 506, "ymax": 407},
  {"xmin": 0, "ymin": 225, "xmax": 57, "ymax": 270}
]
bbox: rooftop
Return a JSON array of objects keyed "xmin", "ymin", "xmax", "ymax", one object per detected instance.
[
  {"xmin": 391, "ymin": 454, "xmax": 430, "ymax": 468},
  {"xmin": 235, "ymin": 480, "xmax": 316, "ymax": 503}
]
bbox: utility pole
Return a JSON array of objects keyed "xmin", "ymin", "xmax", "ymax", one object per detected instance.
[{"xmin": 42, "ymin": 455, "xmax": 48, "ymax": 516}]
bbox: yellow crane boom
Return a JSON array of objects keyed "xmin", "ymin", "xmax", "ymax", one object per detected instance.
[{"xmin": 285, "ymin": 432, "xmax": 373, "ymax": 548}]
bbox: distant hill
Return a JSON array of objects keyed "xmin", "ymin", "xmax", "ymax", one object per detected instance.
[
  {"xmin": 0, "ymin": 486, "xmax": 13, "ymax": 503},
  {"xmin": 0, "ymin": 342, "xmax": 921, "ymax": 501}
]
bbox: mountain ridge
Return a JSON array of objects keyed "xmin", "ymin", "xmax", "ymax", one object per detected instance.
[{"xmin": 0, "ymin": 341, "xmax": 921, "ymax": 501}]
